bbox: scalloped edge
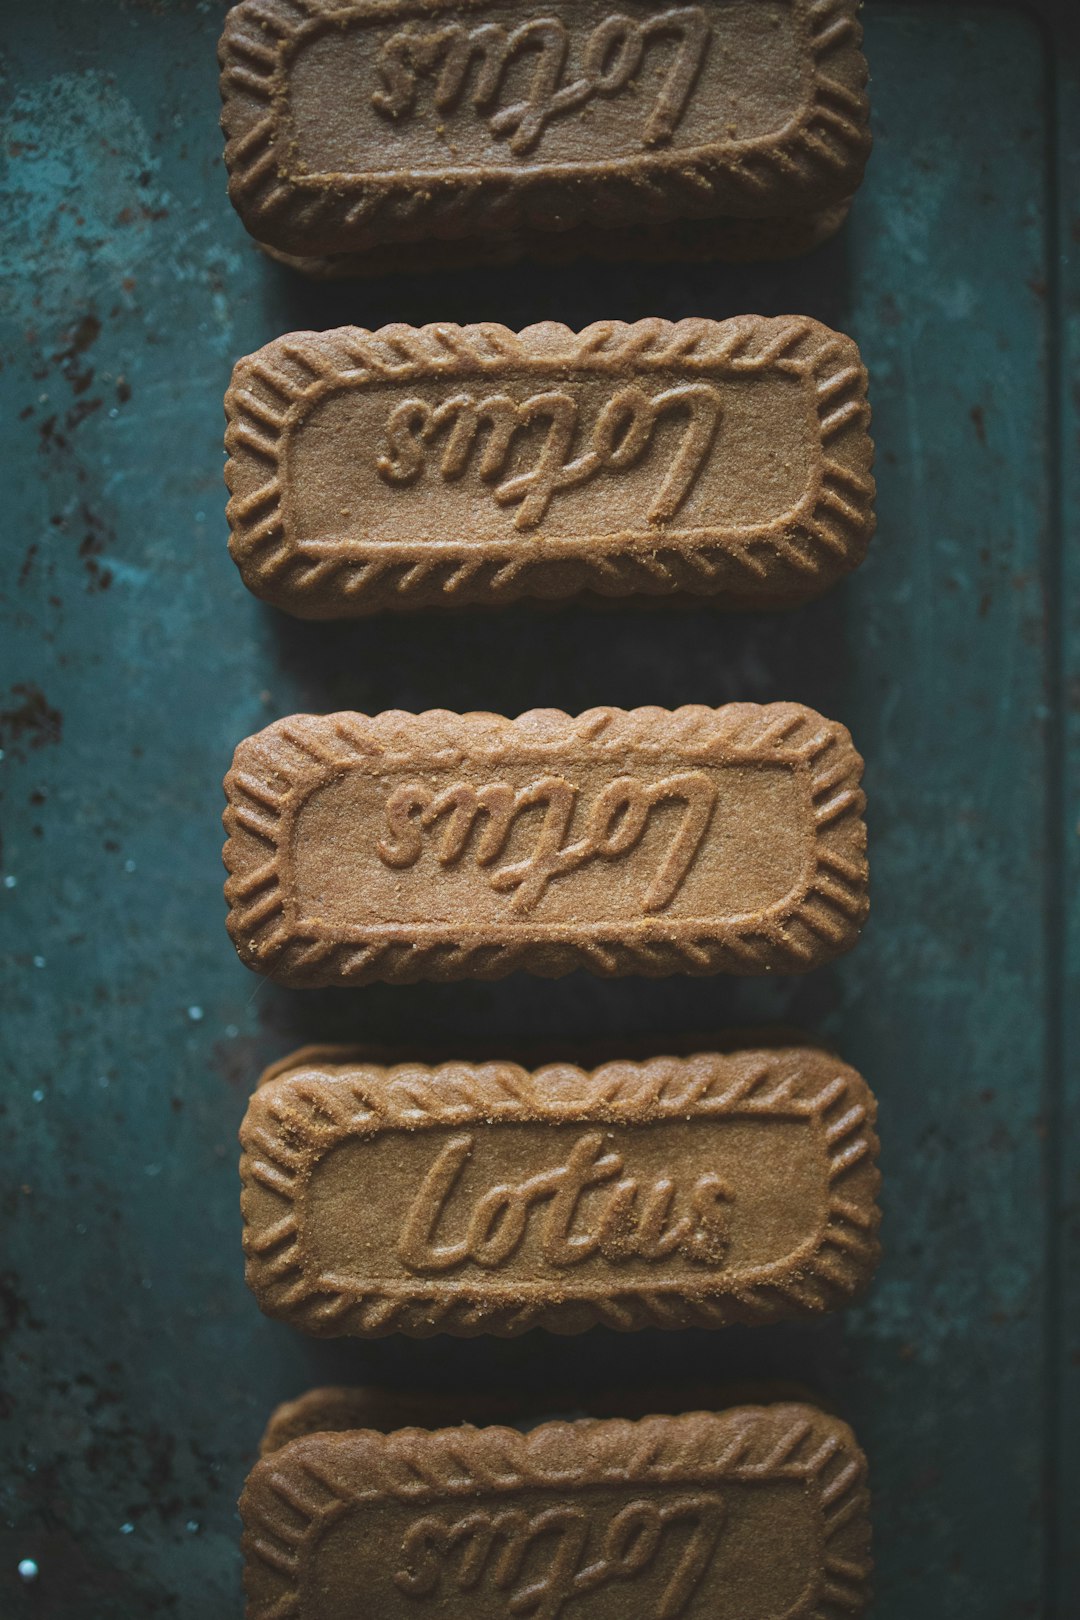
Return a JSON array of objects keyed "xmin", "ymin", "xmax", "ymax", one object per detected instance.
[
  {"xmin": 219, "ymin": 0, "xmax": 872, "ymax": 256},
  {"xmin": 222, "ymin": 702, "xmax": 870, "ymax": 986},
  {"xmin": 240, "ymin": 1046, "xmax": 881, "ymax": 1338},
  {"xmin": 241, "ymin": 1404, "xmax": 872, "ymax": 1619},
  {"xmin": 224, "ymin": 315, "xmax": 875, "ymax": 617}
]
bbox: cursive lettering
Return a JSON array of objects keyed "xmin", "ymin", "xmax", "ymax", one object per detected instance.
[
  {"xmin": 392, "ymin": 1493, "xmax": 726, "ymax": 1618},
  {"xmin": 372, "ymin": 8, "xmax": 712, "ymax": 155},
  {"xmin": 396, "ymin": 1132, "xmax": 733, "ymax": 1275},
  {"xmin": 376, "ymin": 383, "xmax": 722, "ymax": 528},
  {"xmin": 376, "ymin": 771, "xmax": 717, "ymax": 913}
]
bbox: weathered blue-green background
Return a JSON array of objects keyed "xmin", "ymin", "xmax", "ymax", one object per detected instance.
[{"xmin": 1, "ymin": 2, "xmax": 1077, "ymax": 1615}]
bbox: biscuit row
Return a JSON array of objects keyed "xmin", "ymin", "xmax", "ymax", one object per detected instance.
[{"xmin": 214, "ymin": 4, "xmax": 879, "ymax": 1616}]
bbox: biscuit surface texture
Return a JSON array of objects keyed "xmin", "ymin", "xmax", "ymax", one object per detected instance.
[
  {"xmin": 241, "ymin": 1046, "xmax": 881, "ymax": 1337},
  {"xmin": 241, "ymin": 1405, "xmax": 872, "ymax": 1618},
  {"xmin": 219, "ymin": 0, "xmax": 871, "ymax": 257},
  {"xmin": 222, "ymin": 704, "xmax": 869, "ymax": 986},
  {"xmin": 225, "ymin": 316, "xmax": 874, "ymax": 615}
]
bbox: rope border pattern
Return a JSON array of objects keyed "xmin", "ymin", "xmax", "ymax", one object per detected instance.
[
  {"xmin": 241, "ymin": 1404, "xmax": 872, "ymax": 1619},
  {"xmin": 219, "ymin": 0, "xmax": 872, "ymax": 256},
  {"xmin": 240, "ymin": 1049, "xmax": 881, "ymax": 1338},
  {"xmin": 222, "ymin": 703, "xmax": 869, "ymax": 986},
  {"xmin": 224, "ymin": 314, "xmax": 875, "ymax": 614}
]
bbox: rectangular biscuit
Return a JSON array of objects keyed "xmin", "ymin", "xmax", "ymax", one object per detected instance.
[
  {"xmin": 241, "ymin": 1405, "xmax": 872, "ymax": 1618},
  {"xmin": 222, "ymin": 703, "xmax": 869, "ymax": 985},
  {"xmin": 225, "ymin": 316, "xmax": 874, "ymax": 616},
  {"xmin": 219, "ymin": 0, "xmax": 871, "ymax": 259},
  {"xmin": 241, "ymin": 1045, "xmax": 880, "ymax": 1338}
]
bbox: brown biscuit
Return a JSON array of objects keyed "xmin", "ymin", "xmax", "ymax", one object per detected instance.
[
  {"xmin": 225, "ymin": 317, "xmax": 874, "ymax": 616},
  {"xmin": 241, "ymin": 1405, "xmax": 872, "ymax": 1618},
  {"xmin": 222, "ymin": 704, "xmax": 869, "ymax": 986},
  {"xmin": 241, "ymin": 1046, "xmax": 880, "ymax": 1338},
  {"xmin": 219, "ymin": 0, "xmax": 871, "ymax": 259}
]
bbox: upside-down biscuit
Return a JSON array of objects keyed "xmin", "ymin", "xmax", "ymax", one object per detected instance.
[
  {"xmin": 222, "ymin": 704, "xmax": 869, "ymax": 985},
  {"xmin": 241, "ymin": 1405, "xmax": 872, "ymax": 1618},
  {"xmin": 225, "ymin": 317, "xmax": 874, "ymax": 615},
  {"xmin": 220, "ymin": 0, "xmax": 871, "ymax": 261}
]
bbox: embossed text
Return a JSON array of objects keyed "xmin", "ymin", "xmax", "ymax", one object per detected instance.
[
  {"xmin": 393, "ymin": 1492, "xmax": 726, "ymax": 1617},
  {"xmin": 375, "ymin": 382, "xmax": 722, "ymax": 529},
  {"xmin": 372, "ymin": 8, "xmax": 712, "ymax": 155},
  {"xmin": 376, "ymin": 771, "xmax": 717, "ymax": 911},
  {"xmin": 397, "ymin": 1130, "xmax": 733, "ymax": 1274}
]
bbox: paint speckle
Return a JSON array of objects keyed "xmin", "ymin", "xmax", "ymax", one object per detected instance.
[
  {"xmin": 52, "ymin": 311, "xmax": 101, "ymax": 396},
  {"xmin": 0, "ymin": 684, "xmax": 63, "ymax": 757},
  {"xmin": 1, "ymin": 73, "xmax": 160, "ymax": 321},
  {"xmin": 970, "ymin": 404, "xmax": 987, "ymax": 445}
]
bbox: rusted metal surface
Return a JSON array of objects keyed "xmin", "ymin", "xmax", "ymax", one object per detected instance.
[{"xmin": 0, "ymin": 2, "xmax": 1077, "ymax": 1615}]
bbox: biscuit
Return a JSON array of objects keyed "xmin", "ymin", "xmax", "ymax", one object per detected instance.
[
  {"xmin": 219, "ymin": 0, "xmax": 871, "ymax": 259},
  {"xmin": 241, "ymin": 1405, "xmax": 872, "ymax": 1618},
  {"xmin": 225, "ymin": 317, "xmax": 874, "ymax": 616},
  {"xmin": 222, "ymin": 704, "xmax": 869, "ymax": 986},
  {"xmin": 241, "ymin": 1046, "xmax": 880, "ymax": 1337}
]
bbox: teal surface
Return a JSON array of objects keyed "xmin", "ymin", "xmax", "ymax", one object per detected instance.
[{"xmin": 1, "ymin": 2, "xmax": 1078, "ymax": 1616}]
